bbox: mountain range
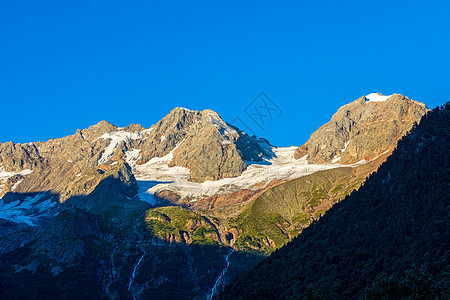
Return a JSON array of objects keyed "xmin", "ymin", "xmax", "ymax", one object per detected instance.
[{"xmin": 0, "ymin": 93, "xmax": 435, "ymax": 299}]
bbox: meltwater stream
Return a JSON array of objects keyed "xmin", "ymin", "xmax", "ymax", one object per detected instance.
[
  {"xmin": 128, "ymin": 253, "xmax": 145, "ymax": 300},
  {"xmin": 209, "ymin": 248, "xmax": 234, "ymax": 299},
  {"xmin": 207, "ymin": 217, "xmax": 235, "ymax": 300},
  {"xmin": 128, "ymin": 211, "xmax": 147, "ymax": 300}
]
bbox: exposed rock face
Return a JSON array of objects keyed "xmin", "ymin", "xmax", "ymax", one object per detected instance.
[
  {"xmin": 295, "ymin": 93, "xmax": 429, "ymax": 164},
  {"xmin": 0, "ymin": 120, "xmax": 125, "ymax": 201},
  {"xmin": 132, "ymin": 107, "xmax": 199, "ymax": 164},
  {"xmin": 0, "ymin": 142, "xmax": 44, "ymax": 173},
  {"xmin": 134, "ymin": 107, "xmax": 271, "ymax": 181},
  {"xmin": 79, "ymin": 120, "xmax": 118, "ymax": 142},
  {"xmin": 0, "ymin": 107, "xmax": 270, "ymax": 209},
  {"xmin": 170, "ymin": 110, "xmax": 248, "ymax": 181}
]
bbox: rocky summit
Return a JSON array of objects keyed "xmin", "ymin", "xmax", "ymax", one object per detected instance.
[
  {"xmin": 0, "ymin": 94, "xmax": 433, "ymax": 299},
  {"xmin": 295, "ymin": 93, "xmax": 428, "ymax": 164}
]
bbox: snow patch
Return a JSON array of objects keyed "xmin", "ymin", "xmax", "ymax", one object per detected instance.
[
  {"xmin": 370, "ymin": 150, "xmax": 390, "ymax": 161},
  {"xmin": 96, "ymin": 130, "xmax": 146, "ymax": 165},
  {"xmin": 131, "ymin": 143, "xmax": 190, "ymax": 203},
  {"xmin": 125, "ymin": 149, "xmax": 142, "ymax": 165},
  {"xmin": 20, "ymin": 169, "xmax": 33, "ymax": 176},
  {"xmin": 11, "ymin": 179, "xmax": 23, "ymax": 191},
  {"xmin": 0, "ymin": 169, "xmax": 33, "ymax": 193},
  {"xmin": 142, "ymin": 128, "xmax": 153, "ymax": 135},
  {"xmin": 0, "ymin": 168, "xmax": 32, "ymax": 178},
  {"xmin": 0, "ymin": 169, "xmax": 14, "ymax": 182},
  {"xmin": 209, "ymin": 116, "xmax": 237, "ymax": 136},
  {"xmin": 365, "ymin": 93, "xmax": 392, "ymax": 102},
  {"xmin": 341, "ymin": 140, "xmax": 350, "ymax": 153},
  {"xmin": 331, "ymin": 156, "xmax": 341, "ymax": 163},
  {"xmin": 160, "ymin": 135, "xmax": 166, "ymax": 142},
  {"xmin": 0, "ymin": 193, "xmax": 58, "ymax": 226}
]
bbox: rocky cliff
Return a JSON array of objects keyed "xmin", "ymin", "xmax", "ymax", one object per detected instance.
[
  {"xmin": 295, "ymin": 93, "xmax": 429, "ymax": 164},
  {"xmin": 133, "ymin": 107, "xmax": 271, "ymax": 181}
]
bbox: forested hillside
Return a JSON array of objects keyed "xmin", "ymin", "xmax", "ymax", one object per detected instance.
[{"xmin": 219, "ymin": 103, "xmax": 449, "ymax": 299}]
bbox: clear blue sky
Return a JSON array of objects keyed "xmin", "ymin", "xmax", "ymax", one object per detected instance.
[{"xmin": 1, "ymin": 1, "xmax": 449, "ymax": 146}]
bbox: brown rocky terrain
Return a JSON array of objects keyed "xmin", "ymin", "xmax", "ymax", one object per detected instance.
[
  {"xmin": 0, "ymin": 107, "xmax": 270, "ymax": 204},
  {"xmin": 135, "ymin": 107, "xmax": 271, "ymax": 181},
  {"xmin": 295, "ymin": 93, "xmax": 429, "ymax": 164},
  {"xmin": 0, "ymin": 120, "xmax": 118, "ymax": 200}
]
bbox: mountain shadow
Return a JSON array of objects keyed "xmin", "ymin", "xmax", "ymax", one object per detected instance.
[
  {"xmin": 0, "ymin": 172, "xmax": 264, "ymax": 299},
  {"xmin": 219, "ymin": 103, "xmax": 450, "ymax": 299},
  {"xmin": 0, "ymin": 205, "xmax": 264, "ymax": 300}
]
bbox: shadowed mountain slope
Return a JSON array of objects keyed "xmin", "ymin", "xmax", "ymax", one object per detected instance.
[{"xmin": 220, "ymin": 103, "xmax": 449, "ymax": 299}]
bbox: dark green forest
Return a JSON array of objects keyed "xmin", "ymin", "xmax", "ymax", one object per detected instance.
[{"xmin": 219, "ymin": 103, "xmax": 450, "ymax": 299}]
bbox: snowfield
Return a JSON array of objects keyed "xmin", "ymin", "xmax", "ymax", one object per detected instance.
[
  {"xmin": 0, "ymin": 193, "xmax": 58, "ymax": 226},
  {"xmin": 126, "ymin": 144, "xmax": 365, "ymax": 201}
]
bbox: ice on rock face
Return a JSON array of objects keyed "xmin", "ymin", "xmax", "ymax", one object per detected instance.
[
  {"xmin": 11, "ymin": 179, "xmax": 23, "ymax": 191},
  {"xmin": 331, "ymin": 156, "xmax": 341, "ymax": 163},
  {"xmin": 125, "ymin": 149, "xmax": 141, "ymax": 164},
  {"xmin": 208, "ymin": 113, "xmax": 237, "ymax": 136},
  {"xmin": 141, "ymin": 128, "xmax": 153, "ymax": 135},
  {"xmin": 0, "ymin": 168, "xmax": 33, "ymax": 194},
  {"xmin": 341, "ymin": 140, "xmax": 350, "ymax": 153},
  {"xmin": 96, "ymin": 130, "xmax": 147, "ymax": 165},
  {"xmin": 365, "ymin": 93, "xmax": 392, "ymax": 102}
]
